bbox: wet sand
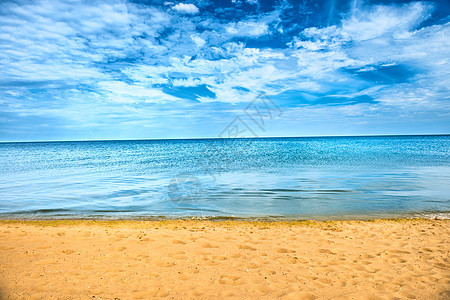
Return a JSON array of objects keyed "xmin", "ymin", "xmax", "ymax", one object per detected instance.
[{"xmin": 0, "ymin": 219, "xmax": 448, "ymax": 299}]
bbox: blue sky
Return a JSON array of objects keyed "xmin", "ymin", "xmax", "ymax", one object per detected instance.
[{"xmin": 0, "ymin": 0, "xmax": 449, "ymax": 141}]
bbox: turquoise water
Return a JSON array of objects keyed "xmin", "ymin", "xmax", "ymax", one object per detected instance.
[{"xmin": 0, "ymin": 135, "xmax": 449, "ymax": 220}]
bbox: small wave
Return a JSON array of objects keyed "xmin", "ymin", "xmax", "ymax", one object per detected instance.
[
  {"xmin": 6, "ymin": 208, "xmax": 73, "ymax": 214},
  {"xmin": 411, "ymin": 212, "xmax": 450, "ymax": 220}
]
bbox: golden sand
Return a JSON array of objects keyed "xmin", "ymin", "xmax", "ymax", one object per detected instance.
[{"xmin": 0, "ymin": 219, "xmax": 448, "ymax": 299}]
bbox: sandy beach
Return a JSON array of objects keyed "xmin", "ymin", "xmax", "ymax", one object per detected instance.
[{"xmin": 0, "ymin": 219, "xmax": 448, "ymax": 299}]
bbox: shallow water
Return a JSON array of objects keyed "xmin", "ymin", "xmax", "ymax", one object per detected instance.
[{"xmin": 0, "ymin": 136, "xmax": 449, "ymax": 220}]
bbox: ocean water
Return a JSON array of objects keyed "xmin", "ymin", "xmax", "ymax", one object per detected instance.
[{"xmin": 0, "ymin": 135, "xmax": 449, "ymax": 220}]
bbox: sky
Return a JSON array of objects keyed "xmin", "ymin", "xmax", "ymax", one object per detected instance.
[{"xmin": 0, "ymin": 0, "xmax": 449, "ymax": 141}]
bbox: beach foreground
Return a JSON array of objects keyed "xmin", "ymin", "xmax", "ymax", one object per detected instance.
[{"xmin": 0, "ymin": 219, "xmax": 448, "ymax": 299}]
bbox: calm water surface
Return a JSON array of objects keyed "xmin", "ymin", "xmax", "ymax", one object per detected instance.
[{"xmin": 0, "ymin": 136, "xmax": 449, "ymax": 220}]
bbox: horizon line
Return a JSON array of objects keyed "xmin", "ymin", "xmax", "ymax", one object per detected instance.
[{"xmin": 1, "ymin": 133, "xmax": 449, "ymax": 144}]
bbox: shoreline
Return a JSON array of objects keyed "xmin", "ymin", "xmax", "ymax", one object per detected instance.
[
  {"xmin": 0, "ymin": 216, "xmax": 449, "ymax": 225},
  {"xmin": 0, "ymin": 211, "xmax": 449, "ymax": 223},
  {"xmin": 1, "ymin": 218, "xmax": 449, "ymax": 299}
]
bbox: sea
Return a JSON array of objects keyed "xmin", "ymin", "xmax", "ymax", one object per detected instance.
[{"xmin": 0, "ymin": 135, "xmax": 449, "ymax": 220}]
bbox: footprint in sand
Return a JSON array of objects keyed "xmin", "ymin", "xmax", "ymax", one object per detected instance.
[
  {"xmin": 282, "ymin": 291, "xmax": 316, "ymax": 300},
  {"xmin": 178, "ymin": 273, "xmax": 192, "ymax": 281},
  {"xmin": 388, "ymin": 249, "xmax": 411, "ymax": 254},
  {"xmin": 212, "ymin": 255, "xmax": 229, "ymax": 261},
  {"xmin": 200, "ymin": 242, "xmax": 219, "ymax": 248},
  {"xmin": 172, "ymin": 239, "xmax": 186, "ymax": 245},
  {"xmin": 230, "ymin": 252, "xmax": 246, "ymax": 258},
  {"xmin": 277, "ymin": 248, "xmax": 296, "ymax": 253},
  {"xmin": 238, "ymin": 244, "xmax": 257, "ymax": 251},
  {"xmin": 317, "ymin": 249, "xmax": 336, "ymax": 255},
  {"xmin": 218, "ymin": 275, "xmax": 243, "ymax": 285},
  {"xmin": 115, "ymin": 233, "xmax": 130, "ymax": 238},
  {"xmin": 138, "ymin": 237, "xmax": 154, "ymax": 242}
]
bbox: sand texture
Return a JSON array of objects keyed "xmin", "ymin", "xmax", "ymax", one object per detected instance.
[{"xmin": 0, "ymin": 219, "xmax": 448, "ymax": 299}]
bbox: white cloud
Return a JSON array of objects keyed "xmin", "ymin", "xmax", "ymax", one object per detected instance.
[
  {"xmin": 0, "ymin": 0, "xmax": 172, "ymax": 84},
  {"xmin": 98, "ymin": 81, "xmax": 180, "ymax": 103},
  {"xmin": 226, "ymin": 21, "xmax": 269, "ymax": 37},
  {"xmin": 172, "ymin": 3, "xmax": 199, "ymax": 15},
  {"xmin": 281, "ymin": 1, "xmax": 450, "ymax": 106},
  {"xmin": 190, "ymin": 35, "xmax": 206, "ymax": 48},
  {"xmin": 341, "ymin": 2, "xmax": 433, "ymax": 41},
  {"xmin": 116, "ymin": 0, "xmax": 448, "ymax": 109},
  {"xmin": 246, "ymin": 0, "xmax": 259, "ymax": 5}
]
